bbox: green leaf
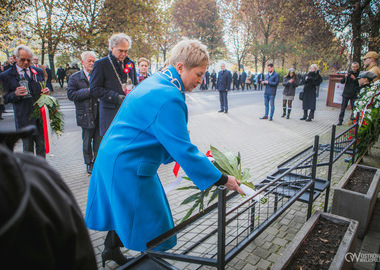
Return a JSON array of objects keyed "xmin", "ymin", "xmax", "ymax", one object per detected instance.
[
  {"xmin": 212, "ymin": 161, "xmax": 229, "ymax": 175},
  {"xmin": 207, "ymin": 188, "xmax": 219, "ymax": 206},
  {"xmin": 210, "ymin": 145, "xmax": 235, "ymax": 175},
  {"xmin": 177, "ymin": 186, "xmax": 200, "ymax": 191},
  {"xmin": 181, "ymin": 201, "xmax": 200, "ymax": 223},
  {"xmin": 241, "ymin": 168, "xmax": 251, "ymax": 181},
  {"xmin": 180, "ymin": 192, "xmax": 200, "ymax": 205}
]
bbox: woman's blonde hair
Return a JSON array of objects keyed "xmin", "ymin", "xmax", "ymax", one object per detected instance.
[
  {"xmin": 169, "ymin": 38, "xmax": 209, "ymax": 69},
  {"xmin": 138, "ymin": 57, "xmax": 149, "ymax": 65}
]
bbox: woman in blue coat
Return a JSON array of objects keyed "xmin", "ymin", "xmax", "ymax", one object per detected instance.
[{"xmin": 85, "ymin": 39, "xmax": 244, "ymax": 266}]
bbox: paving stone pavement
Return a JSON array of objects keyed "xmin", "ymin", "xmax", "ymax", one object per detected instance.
[{"xmin": 9, "ymin": 83, "xmax": 378, "ymax": 269}]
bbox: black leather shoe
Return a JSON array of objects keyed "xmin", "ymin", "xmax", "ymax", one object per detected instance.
[
  {"xmin": 218, "ymin": 110, "xmax": 224, "ymax": 113},
  {"xmin": 260, "ymin": 116, "xmax": 268, "ymax": 119},
  {"xmin": 337, "ymin": 122, "xmax": 342, "ymax": 126},
  {"xmin": 224, "ymin": 111, "xmax": 228, "ymax": 114},
  {"xmin": 306, "ymin": 118, "xmax": 312, "ymax": 122},
  {"xmin": 300, "ymin": 117, "xmax": 307, "ymax": 120},
  {"xmin": 269, "ymin": 117, "xmax": 273, "ymax": 121},
  {"xmin": 102, "ymin": 248, "xmax": 134, "ymax": 267}
]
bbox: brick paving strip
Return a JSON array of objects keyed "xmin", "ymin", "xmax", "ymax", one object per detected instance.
[{"xmin": 29, "ymin": 86, "xmax": 355, "ymax": 269}]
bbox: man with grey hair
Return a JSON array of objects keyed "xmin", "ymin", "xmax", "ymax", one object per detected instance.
[
  {"xmin": 337, "ymin": 62, "xmax": 360, "ymax": 125},
  {"xmin": 90, "ymin": 33, "xmax": 138, "ymax": 137},
  {"xmin": 0, "ymin": 45, "xmax": 50, "ymax": 157},
  {"xmin": 67, "ymin": 51, "xmax": 101, "ymax": 174}
]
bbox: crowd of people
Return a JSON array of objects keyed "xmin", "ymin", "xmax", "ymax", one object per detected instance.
[{"xmin": 0, "ymin": 31, "xmax": 379, "ymax": 268}]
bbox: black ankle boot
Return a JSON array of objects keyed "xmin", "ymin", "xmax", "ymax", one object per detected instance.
[
  {"xmin": 102, "ymin": 231, "xmax": 133, "ymax": 267},
  {"xmin": 300, "ymin": 110, "xmax": 308, "ymax": 120},
  {"xmin": 309, "ymin": 110, "xmax": 315, "ymax": 119},
  {"xmin": 102, "ymin": 247, "xmax": 133, "ymax": 267},
  {"xmin": 281, "ymin": 108, "xmax": 286, "ymax": 117},
  {"xmin": 286, "ymin": 109, "xmax": 291, "ymax": 119}
]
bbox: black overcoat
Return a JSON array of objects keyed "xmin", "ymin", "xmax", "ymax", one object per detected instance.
[
  {"xmin": 302, "ymin": 72, "xmax": 322, "ymax": 110},
  {"xmin": 0, "ymin": 64, "xmax": 45, "ymax": 132},
  {"xmin": 67, "ymin": 70, "xmax": 98, "ymax": 129},
  {"xmin": 90, "ymin": 52, "xmax": 137, "ymax": 136}
]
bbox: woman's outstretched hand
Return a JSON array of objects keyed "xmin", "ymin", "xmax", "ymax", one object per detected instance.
[{"xmin": 224, "ymin": 175, "xmax": 245, "ymax": 196}]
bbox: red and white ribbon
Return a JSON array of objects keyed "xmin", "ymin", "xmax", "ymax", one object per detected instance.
[
  {"xmin": 165, "ymin": 151, "xmax": 214, "ymax": 194},
  {"xmin": 39, "ymin": 104, "xmax": 51, "ymax": 154}
]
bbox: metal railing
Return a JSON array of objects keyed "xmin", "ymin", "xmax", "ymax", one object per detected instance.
[
  {"xmin": 135, "ymin": 137, "xmax": 320, "ymax": 269},
  {"xmin": 119, "ymin": 123, "xmax": 358, "ymax": 270}
]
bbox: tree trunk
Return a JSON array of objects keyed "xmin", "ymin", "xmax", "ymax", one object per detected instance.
[
  {"xmin": 49, "ymin": 53, "xmax": 55, "ymax": 80},
  {"xmin": 254, "ymin": 54, "xmax": 258, "ymax": 73},
  {"xmin": 41, "ymin": 39, "xmax": 45, "ymax": 65},
  {"xmin": 368, "ymin": 17, "xmax": 380, "ymax": 52},
  {"xmin": 163, "ymin": 48, "xmax": 167, "ymax": 62},
  {"xmin": 261, "ymin": 55, "xmax": 266, "ymax": 74},
  {"xmin": 351, "ymin": 4, "xmax": 362, "ymax": 63}
]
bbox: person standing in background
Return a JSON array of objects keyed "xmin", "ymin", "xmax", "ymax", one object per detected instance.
[
  {"xmin": 281, "ymin": 68, "xmax": 299, "ymax": 119},
  {"xmin": 337, "ymin": 62, "xmax": 360, "ymax": 126},
  {"xmin": 211, "ymin": 69, "xmax": 217, "ymax": 90},
  {"xmin": 31, "ymin": 55, "xmax": 48, "ymax": 82},
  {"xmin": 67, "ymin": 51, "xmax": 101, "ymax": 175},
  {"xmin": 216, "ymin": 63, "xmax": 232, "ymax": 113},
  {"xmin": 90, "ymin": 33, "xmax": 138, "ymax": 137},
  {"xmin": 56, "ymin": 65, "xmax": 66, "ymax": 88},
  {"xmin": 0, "ymin": 45, "xmax": 50, "ymax": 157},
  {"xmin": 137, "ymin": 57, "xmax": 151, "ymax": 84},
  {"xmin": 362, "ymin": 51, "xmax": 380, "ymax": 82},
  {"xmin": 260, "ymin": 63, "xmax": 279, "ymax": 121},
  {"xmin": 300, "ymin": 64, "xmax": 323, "ymax": 122}
]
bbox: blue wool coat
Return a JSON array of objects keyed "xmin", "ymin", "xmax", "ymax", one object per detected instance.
[{"xmin": 85, "ymin": 65, "xmax": 223, "ymax": 252}]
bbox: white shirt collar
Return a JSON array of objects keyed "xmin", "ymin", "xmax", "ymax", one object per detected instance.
[
  {"xmin": 83, "ymin": 69, "xmax": 90, "ymax": 80},
  {"xmin": 16, "ymin": 64, "xmax": 30, "ymax": 76}
]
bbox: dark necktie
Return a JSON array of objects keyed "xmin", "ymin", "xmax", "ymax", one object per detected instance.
[
  {"xmin": 119, "ymin": 61, "xmax": 124, "ymax": 70},
  {"xmin": 23, "ymin": 69, "xmax": 31, "ymax": 81}
]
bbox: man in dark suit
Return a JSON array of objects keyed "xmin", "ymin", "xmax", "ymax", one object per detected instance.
[
  {"xmin": 216, "ymin": 63, "xmax": 232, "ymax": 113},
  {"xmin": 232, "ymin": 71, "xmax": 238, "ymax": 90},
  {"xmin": 240, "ymin": 70, "xmax": 247, "ymax": 91},
  {"xmin": 205, "ymin": 70, "xmax": 210, "ymax": 90},
  {"xmin": 56, "ymin": 66, "xmax": 66, "ymax": 88},
  {"xmin": 0, "ymin": 45, "xmax": 50, "ymax": 157},
  {"xmin": 260, "ymin": 63, "xmax": 279, "ymax": 121},
  {"xmin": 90, "ymin": 33, "xmax": 138, "ymax": 137},
  {"xmin": 67, "ymin": 51, "xmax": 101, "ymax": 174},
  {"xmin": 257, "ymin": 73, "xmax": 263, "ymax": 90}
]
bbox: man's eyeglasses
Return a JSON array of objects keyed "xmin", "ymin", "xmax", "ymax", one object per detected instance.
[{"xmin": 18, "ymin": 58, "xmax": 31, "ymax": 62}]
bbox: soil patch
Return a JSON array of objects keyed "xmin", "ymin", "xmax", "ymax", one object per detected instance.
[
  {"xmin": 344, "ymin": 167, "xmax": 376, "ymax": 194},
  {"xmin": 286, "ymin": 216, "xmax": 348, "ymax": 270}
]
